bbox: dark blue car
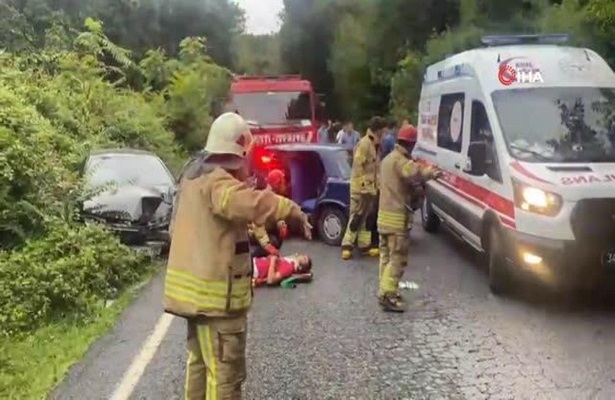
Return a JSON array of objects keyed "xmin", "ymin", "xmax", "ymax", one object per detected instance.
[{"xmin": 255, "ymin": 144, "xmax": 351, "ymax": 246}]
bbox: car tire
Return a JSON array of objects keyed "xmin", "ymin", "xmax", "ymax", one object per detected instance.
[
  {"xmin": 317, "ymin": 206, "xmax": 348, "ymax": 247},
  {"xmin": 421, "ymin": 195, "xmax": 440, "ymax": 233},
  {"xmin": 488, "ymin": 224, "xmax": 512, "ymax": 295}
]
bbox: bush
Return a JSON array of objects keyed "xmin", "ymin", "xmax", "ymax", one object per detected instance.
[
  {"xmin": 0, "ymin": 221, "xmax": 146, "ymax": 337},
  {"xmin": 140, "ymin": 37, "xmax": 233, "ymax": 153},
  {"xmin": 0, "ymin": 81, "xmax": 82, "ymax": 248},
  {"xmin": 0, "ymin": 17, "xmax": 231, "ymax": 337}
]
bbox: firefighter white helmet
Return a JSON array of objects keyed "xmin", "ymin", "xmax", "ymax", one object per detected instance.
[{"xmin": 204, "ymin": 112, "xmax": 253, "ymax": 158}]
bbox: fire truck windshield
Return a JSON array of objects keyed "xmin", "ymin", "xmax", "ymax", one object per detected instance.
[{"xmin": 231, "ymin": 91, "xmax": 313, "ymax": 126}]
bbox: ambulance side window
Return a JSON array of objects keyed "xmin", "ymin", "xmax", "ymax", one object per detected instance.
[
  {"xmin": 470, "ymin": 100, "xmax": 502, "ymax": 182},
  {"xmin": 437, "ymin": 93, "xmax": 465, "ymax": 153}
]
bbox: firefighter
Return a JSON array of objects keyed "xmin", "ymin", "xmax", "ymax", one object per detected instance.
[
  {"xmin": 265, "ymin": 168, "xmax": 288, "ymax": 196},
  {"xmin": 341, "ymin": 116, "xmax": 387, "ymax": 260},
  {"xmin": 248, "ymin": 169, "xmax": 289, "ymax": 257},
  {"xmin": 164, "ymin": 112, "xmax": 312, "ymax": 399},
  {"xmin": 377, "ymin": 125, "xmax": 440, "ymax": 312}
]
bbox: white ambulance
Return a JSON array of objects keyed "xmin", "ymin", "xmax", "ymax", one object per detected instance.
[{"xmin": 414, "ymin": 34, "xmax": 615, "ymax": 294}]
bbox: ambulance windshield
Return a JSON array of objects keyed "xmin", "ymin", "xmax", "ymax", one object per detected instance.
[{"xmin": 492, "ymin": 87, "xmax": 615, "ymax": 163}]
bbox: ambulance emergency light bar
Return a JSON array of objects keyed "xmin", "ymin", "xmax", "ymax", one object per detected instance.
[{"xmin": 481, "ymin": 33, "xmax": 570, "ymax": 47}]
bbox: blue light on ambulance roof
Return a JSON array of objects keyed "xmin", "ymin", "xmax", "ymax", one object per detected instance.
[
  {"xmin": 481, "ymin": 33, "xmax": 570, "ymax": 47},
  {"xmin": 439, "ymin": 64, "xmax": 469, "ymax": 79},
  {"xmin": 425, "ymin": 63, "xmax": 473, "ymax": 84}
]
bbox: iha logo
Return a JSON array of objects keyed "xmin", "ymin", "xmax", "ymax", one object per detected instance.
[
  {"xmin": 498, "ymin": 64, "xmax": 516, "ymax": 86},
  {"xmin": 497, "ymin": 57, "xmax": 544, "ymax": 85}
]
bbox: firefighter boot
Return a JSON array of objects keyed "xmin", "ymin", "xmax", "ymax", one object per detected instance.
[
  {"xmin": 362, "ymin": 248, "xmax": 380, "ymax": 257},
  {"xmin": 341, "ymin": 248, "xmax": 352, "ymax": 260},
  {"xmin": 379, "ymin": 293, "xmax": 406, "ymax": 313}
]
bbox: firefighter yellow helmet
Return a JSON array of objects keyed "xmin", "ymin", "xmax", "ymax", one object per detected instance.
[{"xmin": 204, "ymin": 112, "xmax": 253, "ymax": 158}]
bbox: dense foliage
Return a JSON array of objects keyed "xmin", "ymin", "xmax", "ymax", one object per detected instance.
[
  {"xmin": 0, "ymin": 0, "xmax": 245, "ymax": 67},
  {"xmin": 270, "ymin": 0, "xmax": 615, "ymax": 123},
  {"xmin": 0, "ymin": 5, "xmax": 233, "ymax": 336}
]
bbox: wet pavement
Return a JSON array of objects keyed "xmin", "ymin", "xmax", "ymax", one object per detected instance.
[{"xmin": 50, "ymin": 226, "xmax": 615, "ymax": 400}]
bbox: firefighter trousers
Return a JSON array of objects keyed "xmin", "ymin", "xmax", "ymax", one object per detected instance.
[
  {"xmin": 342, "ymin": 194, "xmax": 376, "ymax": 250},
  {"xmin": 185, "ymin": 313, "xmax": 248, "ymax": 400},
  {"xmin": 378, "ymin": 233, "xmax": 410, "ymax": 297}
]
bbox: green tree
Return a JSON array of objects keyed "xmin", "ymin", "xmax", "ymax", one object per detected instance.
[
  {"xmin": 328, "ymin": 12, "xmax": 370, "ymax": 121},
  {"xmin": 233, "ymin": 34, "xmax": 282, "ymax": 75},
  {"xmin": 0, "ymin": 0, "xmax": 246, "ymax": 67}
]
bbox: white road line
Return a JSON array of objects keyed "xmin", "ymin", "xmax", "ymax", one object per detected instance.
[{"xmin": 109, "ymin": 313, "xmax": 175, "ymax": 400}]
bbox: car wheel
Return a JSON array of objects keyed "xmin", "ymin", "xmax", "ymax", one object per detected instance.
[
  {"xmin": 318, "ymin": 206, "xmax": 348, "ymax": 246},
  {"xmin": 488, "ymin": 224, "xmax": 512, "ymax": 295},
  {"xmin": 421, "ymin": 195, "xmax": 440, "ymax": 233}
]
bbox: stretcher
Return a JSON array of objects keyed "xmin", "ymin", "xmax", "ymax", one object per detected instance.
[
  {"xmin": 280, "ymin": 272, "xmax": 313, "ymax": 288},
  {"xmin": 252, "ymin": 272, "xmax": 314, "ymax": 289}
]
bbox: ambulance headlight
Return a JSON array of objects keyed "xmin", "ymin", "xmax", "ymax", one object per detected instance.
[{"xmin": 513, "ymin": 180, "xmax": 562, "ymax": 217}]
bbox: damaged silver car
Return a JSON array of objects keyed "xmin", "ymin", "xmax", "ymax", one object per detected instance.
[{"xmin": 82, "ymin": 149, "xmax": 177, "ymax": 245}]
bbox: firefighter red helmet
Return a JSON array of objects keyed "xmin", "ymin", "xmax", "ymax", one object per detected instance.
[
  {"xmin": 398, "ymin": 125, "xmax": 418, "ymax": 143},
  {"xmin": 266, "ymin": 169, "xmax": 285, "ymax": 191}
]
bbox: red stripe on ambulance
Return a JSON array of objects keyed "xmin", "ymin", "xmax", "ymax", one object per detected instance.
[
  {"xmin": 416, "ymin": 158, "xmax": 516, "ymax": 228},
  {"xmin": 509, "ymin": 160, "xmax": 553, "ymax": 185}
]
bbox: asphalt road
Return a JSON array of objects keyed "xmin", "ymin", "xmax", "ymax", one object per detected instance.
[{"xmin": 50, "ymin": 226, "xmax": 615, "ymax": 400}]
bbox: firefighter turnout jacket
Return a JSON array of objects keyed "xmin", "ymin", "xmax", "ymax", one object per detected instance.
[
  {"xmin": 247, "ymin": 220, "xmax": 286, "ymax": 248},
  {"xmin": 350, "ymin": 129, "xmax": 380, "ymax": 195},
  {"xmin": 377, "ymin": 144, "xmax": 436, "ymax": 234},
  {"xmin": 164, "ymin": 165, "xmax": 304, "ymax": 319}
]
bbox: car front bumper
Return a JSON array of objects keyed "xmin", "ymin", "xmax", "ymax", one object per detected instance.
[
  {"xmin": 90, "ymin": 220, "xmax": 170, "ymax": 244},
  {"xmin": 505, "ymin": 229, "xmax": 615, "ymax": 286}
]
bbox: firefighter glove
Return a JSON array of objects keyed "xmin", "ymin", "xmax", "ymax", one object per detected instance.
[
  {"xmin": 300, "ymin": 213, "xmax": 313, "ymax": 240},
  {"xmin": 264, "ymin": 243, "xmax": 279, "ymax": 256},
  {"xmin": 431, "ymin": 167, "xmax": 443, "ymax": 179},
  {"xmin": 278, "ymin": 222, "xmax": 289, "ymax": 239}
]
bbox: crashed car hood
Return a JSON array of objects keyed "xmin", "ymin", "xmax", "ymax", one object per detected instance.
[{"xmin": 83, "ymin": 185, "xmax": 172, "ymax": 222}]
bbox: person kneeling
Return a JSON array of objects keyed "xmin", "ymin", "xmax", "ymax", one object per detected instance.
[{"xmin": 252, "ymin": 253, "xmax": 312, "ymax": 286}]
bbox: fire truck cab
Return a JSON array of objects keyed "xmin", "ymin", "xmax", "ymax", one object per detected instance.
[
  {"xmin": 227, "ymin": 75, "xmax": 322, "ymax": 142},
  {"xmin": 226, "ymin": 74, "xmax": 324, "ymax": 178}
]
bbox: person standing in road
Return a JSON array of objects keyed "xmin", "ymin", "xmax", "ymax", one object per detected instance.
[
  {"xmin": 377, "ymin": 125, "xmax": 440, "ymax": 312},
  {"xmin": 318, "ymin": 120, "xmax": 331, "ymax": 144},
  {"xmin": 164, "ymin": 112, "xmax": 312, "ymax": 400},
  {"xmin": 329, "ymin": 121, "xmax": 342, "ymax": 143},
  {"xmin": 336, "ymin": 121, "xmax": 361, "ymax": 150},
  {"xmin": 341, "ymin": 116, "xmax": 387, "ymax": 260},
  {"xmin": 380, "ymin": 118, "xmax": 398, "ymax": 159}
]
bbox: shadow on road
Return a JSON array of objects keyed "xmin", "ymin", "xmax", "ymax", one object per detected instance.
[{"xmin": 429, "ymin": 225, "xmax": 615, "ymax": 315}]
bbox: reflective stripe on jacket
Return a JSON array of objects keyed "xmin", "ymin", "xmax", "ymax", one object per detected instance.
[
  {"xmin": 377, "ymin": 144, "xmax": 434, "ymax": 234},
  {"xmin": 350, "ymin": 131, "xmax": 380, "ymax": 195},
  {"xmin": 164, "ymin": 166, "xmax": 302, "ymax": 318},
  {"xmin": 248, "ymin": 223, "xmax": 271, "ymax": 247}
]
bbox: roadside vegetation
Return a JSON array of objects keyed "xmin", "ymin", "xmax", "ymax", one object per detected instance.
[
  {"xmin": 0, "ymin": 0, "xmax": 241, "ymax": 397},
  {"xmin": 2, "ymin": 0, "xmax": 615, "ymax": 397}
]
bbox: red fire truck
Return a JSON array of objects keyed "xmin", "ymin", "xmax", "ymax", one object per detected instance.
[{"xmin": 226, "ymin": 75, "xmax": 324, "ymax": 149}]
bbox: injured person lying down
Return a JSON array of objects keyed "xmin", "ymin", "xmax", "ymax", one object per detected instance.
[{"xmin": 252, "ymin": 253, "xmax": 312, "ymax": 286}]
